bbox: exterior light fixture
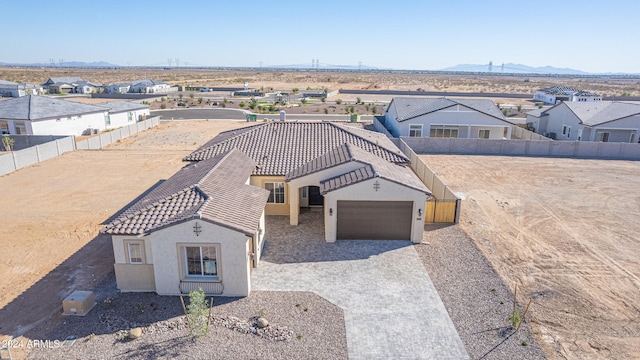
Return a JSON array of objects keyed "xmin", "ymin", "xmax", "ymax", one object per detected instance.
[
  {"xmin": 329, "ymin": 208, "xmax": 333, "ymax": 216},
  {"xmin": 418, "ymin": 209, "xmax": 423, "ymax": 216}
]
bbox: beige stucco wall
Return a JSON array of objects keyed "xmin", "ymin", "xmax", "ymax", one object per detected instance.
[
  {"xmin": 114, "ymin": 264, "xmax": 156, "ymax": 292},
  {"xmin": 254, "ymin": 211, "xmax": 266, "ymax": 267},
  {"xmin": 149, "ymin": 220, "xmax": 251, "ymax": 297},
  {"xmin": 323, "ymin": 178, "xmax": 427, "ymax": 243},
  {"xmin": 250, "ymin": 176, "xmax": 290, "ymax": 215},
  {"xmin": 112, "ymin": 235, "xmax": 153, "ymax": 264},
  {"xmin": 287, "ymin": 162, "xmax": 369, "ymax": 225},
  {"xmin": 112, "ymin": 235, "xmax": 155, "ymax": 291}
]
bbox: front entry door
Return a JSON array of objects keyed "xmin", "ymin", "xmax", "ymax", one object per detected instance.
[{"xmin": 308, "ymin": 186, "xmax": 324, "ymax": 206}]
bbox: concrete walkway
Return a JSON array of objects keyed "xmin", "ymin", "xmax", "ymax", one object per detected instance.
[{"xmin": 251, "ymin": 211, "xmax": 468, "ymax": 359}]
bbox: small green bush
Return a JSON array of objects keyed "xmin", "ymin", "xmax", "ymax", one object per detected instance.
[{"xmin": 187, "ymin": 288, "xmax": 210, "ymax": 337}]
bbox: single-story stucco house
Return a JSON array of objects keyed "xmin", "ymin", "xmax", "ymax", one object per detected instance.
[
  {"xmin": 103, "ymin": 149, "xmax": 269, "ymax": 296},
  {"xmin": 0, "ymin": 95, "xmax": 108, "ymax": 135},
  {"xmin": 103, "ymin": 121, "xmax": 431, "ymax": 296},
  {"xmin": 0, "ymin": 96, "xmax": 150, "ymax": 135},
  {"xmin": 0, "ymin": 80, "xmax": 41, "ymax": 97},
  {"xmin": 101, "ymin": 101, "xmax": 151, "ymax": 127},
  {"xmin": 41, "ymin": 77, "xmax": 100, "ymax": 94},
  {"xmin": 526, "ymin": 101, "xmax": 640, "ymax": 142},
  {"xmin": 383, "ymin": 97, "xmax": 514, "ymax": 139}
]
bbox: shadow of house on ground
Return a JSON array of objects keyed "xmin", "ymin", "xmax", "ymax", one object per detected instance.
[
  {"xmin": 262, "ymin": 212, "xmax": 413, "ymax": 264},
  {"xmin": 0, "ymin": 233, "xmax": 115, "ymax": 341},
  {"xmin": 0, "ymin": 178, "xmax": 184, "ymax": 342}
]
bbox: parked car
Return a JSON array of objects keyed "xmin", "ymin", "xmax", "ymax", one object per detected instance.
[{"xmin": 200, "ymin": 88, "xmax": 210, "ymax": 92}]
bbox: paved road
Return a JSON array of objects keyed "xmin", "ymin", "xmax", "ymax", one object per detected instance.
[
  {"xmin": 251, "ymin": 212, "xmax": 468, "ymax": 360},
  {"xmin": 152, "ymin": 108, "xmax": 375, "ymax": 122},
  {"xmin": 152, "ymin": 108, "xmax": 248, "ymax": 120}
]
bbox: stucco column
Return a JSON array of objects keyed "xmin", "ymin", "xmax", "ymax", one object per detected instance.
[{"xmin": 289, "ymin": 184, "xmax": 299, "ymax": 225}]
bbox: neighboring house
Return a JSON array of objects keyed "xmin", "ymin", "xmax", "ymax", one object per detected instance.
[
  {"xmin": 41, "ymin": 77, "xmax": 101, "ymax": 94},
  {"xmin": 106, "ymin": 79, "xmax": 173, "ymax": 94},
  {"xmin": 383, "ymin": 97, "xmax": 514, "ymax": 139},
  {"xmin": 106, "ymin": 83, "xmax": 131, "ymax": 94},
  {"xmin": 129, "ymin": 79, "xmax": 171, "ymax": 94},
  {"xmin": 533, "ymin": 86, "xmax": 602, "ymax": 104},
  {"xmin": 0, "ymin": 80, "xmax": 40, "ymax": 97},
  {"xmin": 526, "ymin": 101, "xmax": 640, "ymax": 142},
  {"xmin": 0, "ymin": 96, "xmax": 150, "ymax": 135},
  {"xmin": 103, "ymin": 122, "xmax": 431, "ymax": 296},
  {"xmin": 99, "ymin": 101, "xmax": 150, "ymax": 127},
  {"xmin": 0, "ymin": 95, "xmax": 108, "ymax": 135},
  {"xmin": 102, "ymin": 149, "xmax": 269, "ymax": 296}
]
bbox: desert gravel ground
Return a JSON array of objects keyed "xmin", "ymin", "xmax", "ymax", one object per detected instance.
[
  {"xmin": 417, "ymin": 224, "xmax": 546, "ymax": 360},
  {"xmin": 26, "ymin": 271, "xmax": 347, "ymax": 360},
  {"xmin": 422, "ymin": 155, "xmax": 640, "ymax": 360}
]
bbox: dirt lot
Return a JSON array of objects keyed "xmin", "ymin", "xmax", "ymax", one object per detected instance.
[
  {"xmin": 421, "ymin": 155, "xmax": 640, "ymax": 359},
  {"xmin": 0, "ymin": 120, "xmax": 251, "ymax": 359},
  {"xmin": 3, "ymin": 67, "xmax": 639, "ymax": 97}
]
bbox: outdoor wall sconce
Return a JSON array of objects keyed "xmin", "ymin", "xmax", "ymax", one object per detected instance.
[
  {"xmin": 418, "ymin": 209, "xmax": 423, "ymax": 216},
  {"xmin": 329, "ymin": 208, "xmax": 333, "ymax": 216}
]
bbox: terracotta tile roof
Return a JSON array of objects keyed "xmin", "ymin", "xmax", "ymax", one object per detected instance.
[
  {"xmin": 287, "ymin": 143, "xmax": 431, "ymax": 195},
  {"xmin": 183, "ymin": 121, "xmax": 409, "ymax": 176},
  {"xmin": 102, "ymin": 149, "xmax": 269, "ymax": 236}
]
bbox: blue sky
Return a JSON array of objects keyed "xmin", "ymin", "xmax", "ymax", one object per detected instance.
[{"xmin": 1, "ymin": 0, "xmax": 638, "ymax": 73}]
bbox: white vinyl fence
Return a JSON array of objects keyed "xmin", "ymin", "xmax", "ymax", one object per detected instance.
[{"xmin": 0, "ymin": 117, "xmax": 161, "ymax": 176}]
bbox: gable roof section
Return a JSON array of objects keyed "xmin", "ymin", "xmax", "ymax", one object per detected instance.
[
  {"xmin": 285, "ymin": 143, "xmax": 430, "ymax": 195},
  {"xmin": 102, "ymin": 149, "xmax": 269, "ymax": 236},
  {"xmin": 99, "ymin": 101, "xmax": 150, "ymax": 113},
  {"xmin": 43, "ymin": 77, "xmax": 84, "ymax": 86},
  {"xmin": 0, "ymin": 95, "xmax": 107, "ymax": 121},
  {"xmin": 389, "ymin": 97, "xmax": 507, "ymax": 123},
  {"xmin": 318, "ymin": 144, "xmax": 430, "ymax": 195},
  {"xmin": 184, "ymin": 122, "xmax": 410, "ymax": 176},
  {"xmin": 558, "ymin": 101, "xmax": 640, "ymax": 126}
]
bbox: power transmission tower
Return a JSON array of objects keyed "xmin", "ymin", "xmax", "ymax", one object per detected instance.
[
  {"xmin": 168, "ymin": 58, "xmax": 173, "ymax": 67},
  {"xmin": 359, "ymin": 61, "xmax": 362, "ymax": 71},
  {"xmin": 175, "ymin": 58, "xmax": 180, "ymax": 68},
  {"xmin": 488, "ymin": 61, "xmax": 493, "ymax": 73},
  {"xmin": 501, "ymin": 63, "xmax": 504, "ymax": 73},
  {"xmin": 58, "ymin": 59, "xmax": 64, "ymax": 67}
]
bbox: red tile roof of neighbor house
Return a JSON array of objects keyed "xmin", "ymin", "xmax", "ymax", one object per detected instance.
[
  {"xmin": 102, "ymin": 149, "xmax": 269, "ymax": 236},
  {"xmin": 183, "ymin": 121, "xmax": 410, "ymax": 175}
]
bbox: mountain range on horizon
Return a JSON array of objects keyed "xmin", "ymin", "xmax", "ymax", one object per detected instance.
[{"xmin": 0, "ymin": 60, "xmax": 636, "ymax": 75}]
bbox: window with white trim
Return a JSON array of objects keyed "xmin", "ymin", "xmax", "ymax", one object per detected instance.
[
  {"xmin": 409, "ymin": 124, "xmax": 422, "ymax": 137},
  {"xmin": 125, "ymin": 241, "xmax": 145, "ymax": 264},
  {"xmin": 265, "ymin": 182, "xmax": 285, "ymax": 204},
  {"xmin": 429, "ymin": 126, "xmax": 459, "ymax": 138},
  {"xmin": 562, "ymin": 125, "xmax": 571, "ymax": 138},
  {"xmin": 14, "ymin": 122, "xmax": 26, "ymax": 135},
  {"xmin": 478, "ymin": 129, "xmax": 491, "ymax": 139},
  {"xmin": 184, "ymin": 245, "xmax": 218, "ymax": 278},
  {"xmin": 127, "ymin": 112, "xmax": 133, "ymax": 122}
]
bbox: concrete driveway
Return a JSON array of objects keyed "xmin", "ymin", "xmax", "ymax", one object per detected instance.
[{"xmin": 251, "ymin": 211, "xmax": 468, "ymax": 359}]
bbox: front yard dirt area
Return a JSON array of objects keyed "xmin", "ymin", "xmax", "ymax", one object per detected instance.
[
  {"xmin": 421, "ymin": 155, "xmax": 640, "ymax": 360},
  {"xmin": 0, "ymin": 120, "xmax": 254, "ymax": 359}
]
